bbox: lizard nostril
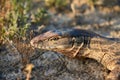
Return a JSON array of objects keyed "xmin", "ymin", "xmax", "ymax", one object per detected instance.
[{"xmin": 30, "ymin": 40, "xmax": 36, "ymax": 46}]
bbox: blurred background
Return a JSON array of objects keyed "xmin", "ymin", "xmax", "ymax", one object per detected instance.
[{"xmin": 0, "ymin": 0, "xmax": 120, "ymax": 80}]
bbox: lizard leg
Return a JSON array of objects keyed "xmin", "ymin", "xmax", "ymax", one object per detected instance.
[{"xmin": 106, "ymin": 66, "xmax": 120, "ymax": 80}]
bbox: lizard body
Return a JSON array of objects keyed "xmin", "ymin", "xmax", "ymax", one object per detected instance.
[{"xmin": 30, "ymin": 29, "xmax": 120, "ymax": 80}]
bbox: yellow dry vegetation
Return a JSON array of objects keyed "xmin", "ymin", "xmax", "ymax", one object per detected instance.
[{"xmin": 0, "ymin": 0, "xmax": 12, "ymax": 43}]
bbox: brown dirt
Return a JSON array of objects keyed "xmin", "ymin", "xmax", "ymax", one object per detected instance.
[{"xmin": 0, "ymin": 0, "xmax": 120, "ymax": 80}]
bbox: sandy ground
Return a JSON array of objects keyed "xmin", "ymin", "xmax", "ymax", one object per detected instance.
[{"xmin": 0, "ymin": 0, "xmax": 120, "ymax": 80}]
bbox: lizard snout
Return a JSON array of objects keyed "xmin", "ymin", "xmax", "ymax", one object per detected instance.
[
  {"xmin": 30, "ymin": 38, "xmax": 39, "ymax": 48},
  {"xmin": 30, "ymin": 40, "xmax": 34, "ymax": 47},
  {"xmin": 30, "ymin": 39, "xmax": 36, "ymax": 47}
]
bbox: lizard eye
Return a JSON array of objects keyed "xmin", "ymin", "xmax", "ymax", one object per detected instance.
[{"xmin": 49, "ymin": 37, "xmax": 60, "ymax": 41}]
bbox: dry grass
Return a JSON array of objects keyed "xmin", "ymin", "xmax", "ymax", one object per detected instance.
[
  {"xmin": 0, "ymin": 0, "xmax": 12, "ymax": 43},
  {"xmin": 24, "ymin": 64, "xmax": 34, "ymax": 80},
  {"xmin": 0, "ymin": 0, "xmax": 120, "ymax": 80},
  {"xmin": 9, "ymin": 39, "xmax": 35, "ymax": 80}
]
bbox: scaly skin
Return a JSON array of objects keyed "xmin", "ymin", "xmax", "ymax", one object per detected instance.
[{"xmin": 30, "ymin": 29, "xmax": 120, "ymax": 80}]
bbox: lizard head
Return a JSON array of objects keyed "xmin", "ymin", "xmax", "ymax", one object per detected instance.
[
  {"xmin": 30, "ymin": 30, "xmax": 74, "ymax": 52},
  {"xmin": 30, "ymin": 29, "xmax": 96, "ymax": 57}
]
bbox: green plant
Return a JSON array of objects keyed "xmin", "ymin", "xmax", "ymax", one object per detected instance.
[
  {"xmin": 45, "ymin": 0, "xmax": 69, "ymax": 9},
  {"xmin": 1, "ymin": 0, "xmax": 31, "ymax": 40},
  {"xmin": 88, "ymin": 0, "xmax": 101, "ymax": 5},
  {"xmin": 1, "ymin": 0, "xmax": 50, "ymax": 42},
  {"xmin": 31, "ymin": 8, "xmax": 49, "ymax": 23}
]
